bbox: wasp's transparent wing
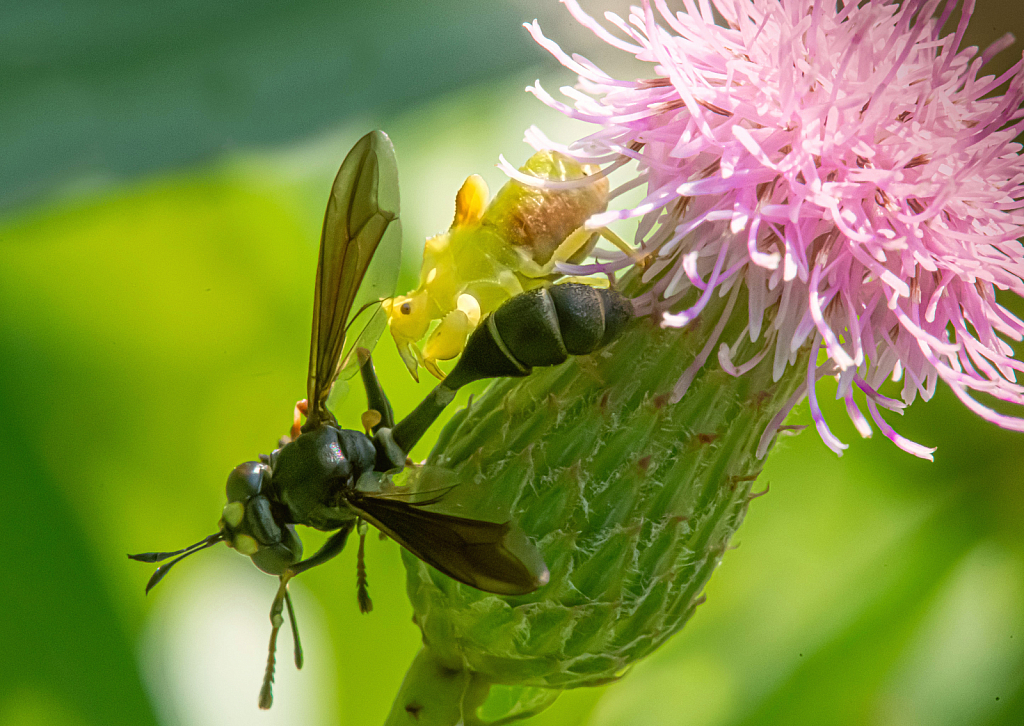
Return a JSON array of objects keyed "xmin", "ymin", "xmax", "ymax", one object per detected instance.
[
  {"xmin": 336, "ymin": 298, "xmax": 392, "ymax": 382},
  {"xmin": 306, "ymin": 130, "xmax": 402, "ymax": 428},
  {"xmin": 348, "ymin": 492, "xmax": 549, "ymax": 596}
]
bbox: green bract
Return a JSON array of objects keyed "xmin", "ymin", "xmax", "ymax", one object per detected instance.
[{"xmin": 386, "ymin": 284, "xmax": 806, "ymax": 725}]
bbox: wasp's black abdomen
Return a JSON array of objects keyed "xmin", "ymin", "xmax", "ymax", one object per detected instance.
[
  {"xmin": 491, "ymin": 288, "xmax": 565, "ymax": 368},
  {"xmin": 445, "ymin": 283, "xmax": 633, "ymax": 390},
  {"xmin": 393, "ymin": 283, "xmax": 634, "ymax": 453},
  {"xmin": 548, "ymin": 283, "xmax": 632, "ymax": 353}
]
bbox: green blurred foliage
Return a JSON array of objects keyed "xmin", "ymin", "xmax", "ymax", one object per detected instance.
[
  {"xmin": 3, "ymin": 1, "xmax": 1024, "ymax": 725},
  {"xmin": 0, "ymin": 0, "xmax": 559, "ymax": 213}
]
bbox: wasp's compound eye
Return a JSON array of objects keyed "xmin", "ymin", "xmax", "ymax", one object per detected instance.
[
  {"xmin": 226, "ymin": 461, "xmax": 270, "ymax": 502},
  {"xmin": 245, "ymin": 495, "xmax": 282, "ymax": 545},
  {"xmin": 250, "ymin": 524, "xmax": 303, "ymax": 575}
]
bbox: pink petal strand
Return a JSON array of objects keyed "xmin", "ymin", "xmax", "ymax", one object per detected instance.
[{"xmin": 524, "ymin": 0, "xmax": 1024, "ymax": 457}]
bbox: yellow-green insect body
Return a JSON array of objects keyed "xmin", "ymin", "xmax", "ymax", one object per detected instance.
[{"xmin": 385, "ymin": 150, "xmax": 612, "ymax": 380}]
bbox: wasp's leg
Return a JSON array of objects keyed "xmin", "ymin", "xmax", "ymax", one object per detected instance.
[
  {"xmin": 287, "ymin": 399, "xmax": 309, "ymax": 443},
  {"xmin": 284, "ymin": 589, "xmax": 303, "ymax": 669},
  {"xmin": 288, "ymin": 521, "xmax": 355, "ymax": 576},
  {"xmin": 257, "ymin": 521, "xmax": 356, "ymax": 708},
  {"xmin": 356, "ymin": 348, "xmax": 394, "ymax": 431},
  {"xmin": 356, "ymin": 521, "xmax": 373, "ymax": 614},
  {"xmin": 389, "ymin": 382, "xmax": 459, "ymax": 455},
  {"xmin": 258, "ymin": 572, "xmax": 294, "ymax": 710}
]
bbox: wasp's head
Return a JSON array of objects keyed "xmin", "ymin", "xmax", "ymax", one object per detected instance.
[
  {"xmin": 220, "ymin": 461, "xmax": 303, "ymax": 576},
  {"xmin": 128, "ymin": 461, "xmax": 305, "ymax": 593}
]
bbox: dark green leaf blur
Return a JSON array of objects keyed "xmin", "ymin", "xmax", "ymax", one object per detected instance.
[{"xmin": 2, "ymin": 1, "xmax": 1023, "ymax": 724}]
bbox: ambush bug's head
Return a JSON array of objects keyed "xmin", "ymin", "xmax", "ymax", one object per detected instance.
[{"xmin": 383, "ymin": 291, "xmax": 431, "ymax": 350}]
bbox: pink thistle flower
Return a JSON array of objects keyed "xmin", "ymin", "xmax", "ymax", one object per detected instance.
[{"xmin": 513, "ymin": 0, "xmax": 1024, "ymax": 459}]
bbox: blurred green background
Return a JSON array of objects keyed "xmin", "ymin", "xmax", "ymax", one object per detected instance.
[{"xmin": 3, "ymin": 1, "xmax": 1024, "ymax": 724}]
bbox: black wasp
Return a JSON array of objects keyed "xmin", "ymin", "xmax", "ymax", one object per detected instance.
[{"xmin": 130, "ymin": 131, "xmax": 633, "ymax": 708}]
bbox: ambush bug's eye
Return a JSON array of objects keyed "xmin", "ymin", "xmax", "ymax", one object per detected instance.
[{"xmin": 400, "ymin": 302, "xmax": 412, "ymax": 315}]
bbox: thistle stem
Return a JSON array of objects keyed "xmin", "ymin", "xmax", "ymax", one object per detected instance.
[{"xmin": 387, "ymin": 285, "xmax": 807, "ymax": 724}]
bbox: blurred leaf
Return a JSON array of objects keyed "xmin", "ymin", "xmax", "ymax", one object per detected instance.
[
  {"xmin": 0, "ymin": 0, "xmax": 614, "ymax": 214},
  {"xmin": 0, "ymin": 417, "xmax": 158, "ymax": 726}
]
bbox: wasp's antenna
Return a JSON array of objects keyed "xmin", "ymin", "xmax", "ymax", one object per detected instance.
[
  {"xmin": 128, "ymin": 532, "xmax": 224, "ymax": 594},
  {"xmin": 127, "ymin": 533, "xmax": 222, "ymax": 563}
]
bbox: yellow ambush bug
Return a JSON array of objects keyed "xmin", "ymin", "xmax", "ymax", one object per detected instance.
[{"xmin": 383, "ymin": 150, "xmax": 631, "ymax": 380}]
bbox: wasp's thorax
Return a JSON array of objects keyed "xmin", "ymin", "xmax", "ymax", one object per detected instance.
[{"xmin": 270, "ymin": 426, "xmax": 378, "ymax": 525}]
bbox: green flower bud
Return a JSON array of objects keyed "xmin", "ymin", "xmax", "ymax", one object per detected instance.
[{"xmin": 386, "ymin": 285, "xmax": 807, "ymax": 725}]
